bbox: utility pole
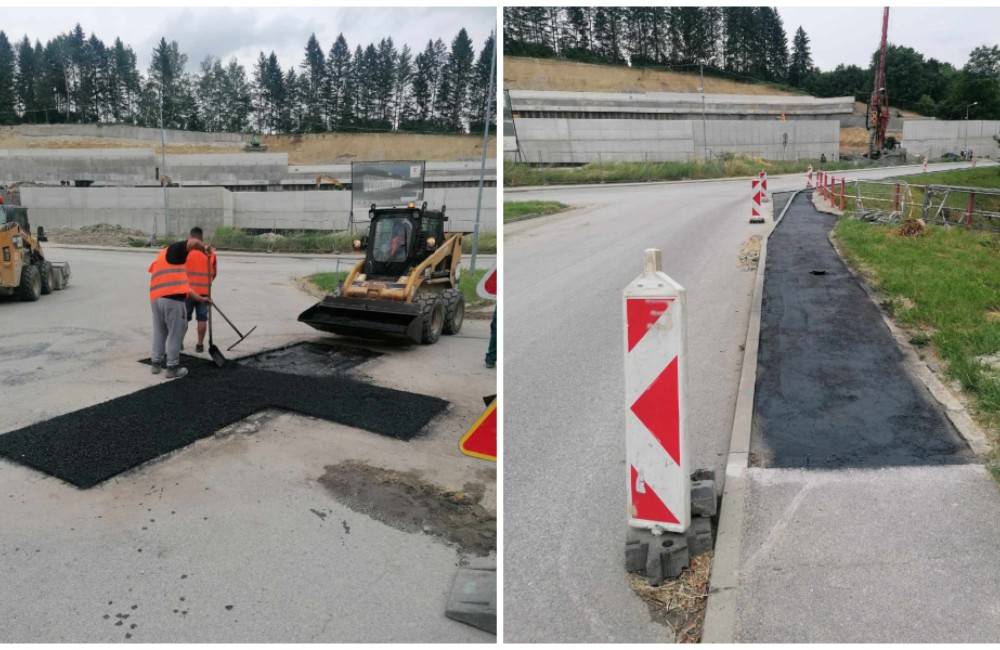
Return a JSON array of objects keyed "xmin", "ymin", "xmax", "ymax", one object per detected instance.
[
  {"xmin": 699, "ymin": 62, "xmax": 708, "ymax": 161},
  {"xmin": 964, "ymin": 101, "xmax": 978, "ymax": 156},
  {"xmin": 471, "ymin": 28, "xmax": 496, "ymax": 274},
  {"xmin": 158, "ymin": 85, "xmax": 169, "ymax": 242}
]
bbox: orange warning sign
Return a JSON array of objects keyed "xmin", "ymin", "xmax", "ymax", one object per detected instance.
[{"xmin": 460, "ymin": 399, "xmax": 497, "ymax": 462}]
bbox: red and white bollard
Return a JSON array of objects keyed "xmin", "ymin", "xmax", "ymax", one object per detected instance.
[
  {"xmin": 623, "ymin": 250, "xmax": 716, "ymax": 585},
  {"xmin": 840, "ymin": 177, "xmax": 846, "ymax": 211},
  {"xmin": 750, "ymin": 178, "xmax": 766, "ymax": 224},
  {"xmin": 806, "ymin": 165, "xmax": 814, "ymax": 188}
]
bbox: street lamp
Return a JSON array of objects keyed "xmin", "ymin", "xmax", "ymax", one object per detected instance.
[{"xmin": 964, "ymin": 101, "xmax": 978, "ymax": 157}]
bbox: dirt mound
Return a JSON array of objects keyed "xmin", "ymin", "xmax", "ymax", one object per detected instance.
[
  {"xmin": 505, "ymin": 56, "xmax": 802, "ymax": 95},
  {"xmin": 47, "ymin": 223, "xmax": 148, "ymax": 247}
]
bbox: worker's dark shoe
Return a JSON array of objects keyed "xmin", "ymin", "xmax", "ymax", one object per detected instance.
[
  {"xmin": 485, "ymin": 360, "xmax": 495, "ymax": 369},
  {"xmin": 150, "ymin": 362, "xmax": 163, "ymax": 375},
  {"xmin": 165, "ymin": 366, "xmax": 188, "ymax": 379},
  {"xmin": 196, "ymin": 343, "xmax": 205, "ymax": 353}
]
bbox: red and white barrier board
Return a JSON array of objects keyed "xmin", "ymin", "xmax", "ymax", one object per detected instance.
[
  {"xmin": 476, "ymin": 265, "xmax": 497, "ymax": 301},
  {"xmin": 758, "ymin": 170, "xmax": 769, "ymax": 203},
  {"xmin": 806, "ymin": 165, "xmax": 814, "ymax": 188},
  {"xmin": 623, "ymin": 249, "xmax": 690, "ymax": 533},
  {"xmin": 750, "ymin": 179, "xmax": 766, "ymax": 224}
]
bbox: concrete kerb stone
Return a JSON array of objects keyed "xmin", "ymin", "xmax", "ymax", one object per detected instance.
[
  {"xmin": 827, "ymin": 233, "xmax": 993, "ymax": 457},
  {"xmin": 445, "ymin": 555, "xmax": 497, "ymax": 635},
  {"xmin": 701, "ymin": 189, "xmax": 799, "ymax": 643}
]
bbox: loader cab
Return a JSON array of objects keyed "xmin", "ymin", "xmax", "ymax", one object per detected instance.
[
  {"xmin": 1, "ymin": 205, "xmax": 29, "ymax": 232},
  {"xmin": 363, "ymin": 203, "xmax": 447, "ymax": 279}
]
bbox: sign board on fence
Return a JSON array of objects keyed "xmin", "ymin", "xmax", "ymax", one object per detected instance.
[{"xmin": 351, "ymin": 160, "xmax": 425, "ymax": 213}]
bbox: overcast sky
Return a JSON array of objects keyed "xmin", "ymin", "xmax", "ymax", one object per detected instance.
[
  {"xmin": 779, "ymin": 6, "xmax": 1000, "ymax": 71},
  {"xmin": 0, "ymin": 6, "xmax": 496, "ymax": 73}
]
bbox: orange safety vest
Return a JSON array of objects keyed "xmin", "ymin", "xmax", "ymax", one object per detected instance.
[
  {"xmin": 148, "ymin": 248, "xmax": 191, "ymax": 301},
  {"xmin": 185, "ymin": 249, "xmax": 217, "ymax": 296}
]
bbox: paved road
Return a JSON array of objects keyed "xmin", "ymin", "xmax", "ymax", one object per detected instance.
[
  {"xmin": 502, "ymin": 161, "xmax": 983, "ymax": 642},
  {"xmin": 0, "ymin": 247, "xmax": 495, "ymax": 642}
]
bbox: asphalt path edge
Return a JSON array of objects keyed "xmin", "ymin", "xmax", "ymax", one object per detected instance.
[
  {"xmin": 701, "ymin": 190, "xmax": 799, "ymax": 643},
  {"xmin": 827, "ymin": 232, "xmax": 992, "ymax": 457}
]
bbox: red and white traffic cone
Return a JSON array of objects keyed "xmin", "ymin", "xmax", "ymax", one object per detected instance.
[
  {"xmin": 750, "ymin": 179, "xmax": 765, "ymax": 223},
  {"xmin": 623, "ymin": 249, "xmax": 715, "ymax": 585}
]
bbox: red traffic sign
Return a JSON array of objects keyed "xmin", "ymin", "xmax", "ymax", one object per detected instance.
[
  {"xmin": 460, "ymin": 399, "xmax": 497, "ymax": 462},
  {"xmin": 476, "ymin": 265, "xmax": 497, "ymax": 301}
]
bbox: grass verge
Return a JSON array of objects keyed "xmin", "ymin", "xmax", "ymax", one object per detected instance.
[
  {"xmin": 305, "ymin": 267, "xmax": 492, "ymax": 311},
  {"xmin": 211, "ymin": 226, "xmax": 356, "ymax": 253},
  {"xmin": 505, "ymin": 156, "xmax": 884, "ymax": 187},
  {"xmin": 833, "ymin": 218, "xmax": 1000, "ymax": 462},
  {"xmin": 461, "ymin": 231, "xmax": 496, "ymax": 254},
  {"xmin": 504, "ymin": 200, "xmax": 569, "ymax": 223}
]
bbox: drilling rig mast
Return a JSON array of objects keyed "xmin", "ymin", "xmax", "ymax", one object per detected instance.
[{"xmin": 867, "ymin": 7, "xmax": 891, "ymax": 158}]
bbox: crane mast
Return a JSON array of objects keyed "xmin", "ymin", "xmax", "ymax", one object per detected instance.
[{"xmin": 868, "ymin": 7, "xmax": 890, "ymax": 158}]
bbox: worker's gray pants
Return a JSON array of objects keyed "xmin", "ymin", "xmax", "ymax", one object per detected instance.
[{"xmin": 151, "ymin": 297, "xmax": 188, "ymax": 368}]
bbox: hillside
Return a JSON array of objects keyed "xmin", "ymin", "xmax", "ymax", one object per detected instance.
[
  {"xmin": 0, "ymin": 127, "xmax": 496, "ymax": 165},
  {"xmin": 504, "ymin": 56, "xmax": 804, "ymax": 95}
]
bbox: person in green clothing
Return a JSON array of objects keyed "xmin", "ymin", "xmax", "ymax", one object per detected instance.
[{"xmin": 485, "ymin": 307, "xmax": 496, "ymax": 368}]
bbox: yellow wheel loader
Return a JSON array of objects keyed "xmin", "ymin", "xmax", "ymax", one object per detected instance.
[
  {"xmin": 298, "ymin": 203, "xmax": 465, "ymax": 344},
  {"xmin": 0, "ymin": 204, "xmax": 71, "ymax": 301}
]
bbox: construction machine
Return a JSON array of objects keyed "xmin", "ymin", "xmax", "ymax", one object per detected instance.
[
  {"xmin": 298, "ymin": 202, "xmax": 464, "ymax": 344},
  {"xmin": 0, "ymin": 201, "xmax": 71, "ymax": 301},
  {"xmin": 867, "ymin": 7, "xmax": 891, "ymax": 159}
]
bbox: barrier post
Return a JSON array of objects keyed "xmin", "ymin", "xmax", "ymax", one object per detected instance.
[
  {"xmin": 966, "ymin": 192, "xmax": 975, "ymax": 225},
  {"xmin": 759, "ymin": 170, "xmax": 769, "ymax": 203},
  {"xmin": 840, "ymin": 177, "xmax": 846, "ymax": 211},
  {"xmin": 750, "ymin": 179, "xmax": 765, "ymax": 223},
  {"xmin": 623, "ymin": 250, "xmax": 715, "ymax": 585},
  {"xmin": 894, "ymin": 183, "xmax": 901, "ymax": 212}
]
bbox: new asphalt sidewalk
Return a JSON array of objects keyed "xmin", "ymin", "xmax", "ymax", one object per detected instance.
[{"xmin": 715, "ymin": 193, "xmax": 1000, "ymax": 642}]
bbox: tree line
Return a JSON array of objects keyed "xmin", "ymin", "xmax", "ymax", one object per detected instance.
[
  {"xmin": 0, "ymin": 24, "xmax": 496, "ymax": 135},
  {"xmin": 503, "ymin": 7, "xmax": 1000, "ymax": 120}
]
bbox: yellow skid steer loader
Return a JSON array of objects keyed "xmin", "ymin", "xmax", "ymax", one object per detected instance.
[{"xmin": 298, "ymin": 203, "xmax": 464, "ymax": 344}]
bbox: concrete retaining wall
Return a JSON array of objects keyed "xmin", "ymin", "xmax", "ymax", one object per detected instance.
[
  {"xmin": 902, "ymin": 120, "xmax": 1000, "ymax": 159},
  {"xmin": 20, "ymin": 186, "xmax": 231, "ymax": 237},
  {"xmin": 20, "ymin": 186, "xmax": 496, "ymax": 235},
  {"xmin": 0, "ymin": 149, "xmax": 157, "ymax": 184},
  {"xmin": 13, "ymin": 123, "xmax": 246, "ymax": 145},
  {"xmin": 164, "ymin": 153, "xmax": 289, "ymax": 184},
  {"xmin": 507, "ymin": 89, "xmax": 855, "ymax": 120},
  {"xmin": 510, "ymin": 117, "xmax": 839, "ymax": 163}
]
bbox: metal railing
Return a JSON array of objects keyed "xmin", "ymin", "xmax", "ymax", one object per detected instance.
[{"xmin": 844, "ymin": 179, "xmax": 1000, "ymax": 232}]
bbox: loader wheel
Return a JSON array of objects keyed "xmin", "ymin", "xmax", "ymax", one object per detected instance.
[
  {"xmin": 414, "ymin": 291, "xmax": 445, "ymax": 345},
  {"xmin": 40, "ymin": 261, "xmax": 54, "ymax": 295},
  {"xmin": 442, "ymin": 288, "xmax": 465, "ymax": 335},
  {"xmin": 17, "ymin": 264, "xmax": 42, "ymax": 302}
]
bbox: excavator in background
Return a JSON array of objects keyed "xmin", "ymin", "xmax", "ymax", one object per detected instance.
[
  {"xmin": 0, "ymin": 187, "xmax": 71, "ymax": 301},
  {"xmin": 867, "ymin": 6, "xmax": 891, "ymax": 159},
  {"xmin": 298, "ymin": 202, "xmax": 464, "ymax": 345}
]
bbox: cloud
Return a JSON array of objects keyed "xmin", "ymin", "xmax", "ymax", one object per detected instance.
[{"xmin": 0, "ymin": 6, "xmax": 495, "ymax": 73}]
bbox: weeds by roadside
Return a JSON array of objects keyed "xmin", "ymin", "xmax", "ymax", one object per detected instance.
[
  {"xmin": 505, "ymin": 156, "xmax": 885, "ymax": 187},
  {"xmin": 504, "ymin": 200, "xmax": 569, "ymax": 223},
  {"xmin": 627, "ymin": 552, "xmax": 713, "ymax": 643},
  {"xmin": 304, "ymin": 267, "xmax": 491, "ymax": 311}
]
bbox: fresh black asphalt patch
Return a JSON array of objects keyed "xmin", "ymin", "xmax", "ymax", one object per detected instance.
[
  {"xmin": 750, "ymin": 192, "xmax": 973, "ymax": 469},
  {"xmin": 0, "ymin": 346, "xmax": 445, "ymax": 489}
]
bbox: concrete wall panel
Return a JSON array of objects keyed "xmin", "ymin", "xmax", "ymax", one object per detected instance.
[{"xmin": 902, "ymin": 120, "xmax": 1000, "ymax": 159}]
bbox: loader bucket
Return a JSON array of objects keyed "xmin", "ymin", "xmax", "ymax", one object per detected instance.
[{"xmin": 298, "ymin": 295, "xmax": 423, "ymax": 343}]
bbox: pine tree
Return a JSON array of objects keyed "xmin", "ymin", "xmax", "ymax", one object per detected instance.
[
  {"xmin": 0, "ymin": 31, "xmax": 16, "ymax": 124},
  {"xmin": 392, "ymin": 44, "xmax": 412, "ymax": 129},
  {"xmin": 468, "ymin": 33, "xmax": 495, "ymax": 133},
  {"xmin": 14, "ymin": 36, "xmax": 38, "ymax": 121},
  {"xmin": 437, "ymin": 28, "xmax": 474, "ymax": 132},
  {"xmin": 300, "ymin": 33, "xmax": 326, "ymax": 133},
  {"xmin": 593, "ymin": 7, "xmax": 625, "ymax": 64},
  {"xmin": 788, "ymin": 26, "xmax": 813, "ymax": 87},
  {"xmin": 326, "ymin": 34, "xmax": 351, "ymax": 130},
  {"xmin": 147, "ymin": 37, "xmax": 189, "ymax": 129}
]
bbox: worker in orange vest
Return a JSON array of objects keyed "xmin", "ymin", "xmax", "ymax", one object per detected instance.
[
  {"xmin": 184, "ymin": 226, "xmax": 218, "ymax": 353},
  {"xmin": 148, "ymin": 232, "xmax": 211, "ymax": 379}
]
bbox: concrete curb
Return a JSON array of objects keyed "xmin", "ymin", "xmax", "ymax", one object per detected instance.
[
  {"xmin": 503, "ymin": 161, "xmax": 986, "ymax": 194},
  {"xmin": 701, "ymin": 189, "xmax": 799, "ymax": 643},
  {"xmin": 827, "ymin": 232, "xmax": 993, "ymax": 457},
  {"xmin": 45, "ymin": 243, "xmax": 496, "ymax": 263}
]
